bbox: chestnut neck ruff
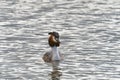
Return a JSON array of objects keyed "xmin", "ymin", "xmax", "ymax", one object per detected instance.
[{"xmin": 48, "ymin": 35, "xmax": 60, "ymax": 47}]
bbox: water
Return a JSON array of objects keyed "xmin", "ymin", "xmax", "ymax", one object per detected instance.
[{"xmin": 0, "ymin": 0, "xmax": 120, "ymax": 80}]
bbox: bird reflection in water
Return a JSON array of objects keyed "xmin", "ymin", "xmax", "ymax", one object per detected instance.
[
  {"xmin": 42, "ymin": 32, "xmax": 63, "ymax": 80},
  {"xmin": 50, "ymin": 61, "xmax": 62, "ymax": 80}
]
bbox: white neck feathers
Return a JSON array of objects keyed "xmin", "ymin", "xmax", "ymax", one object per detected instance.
[{"xmin": 51, "ymin": 46, "xmax": 60, "ymax": 60}]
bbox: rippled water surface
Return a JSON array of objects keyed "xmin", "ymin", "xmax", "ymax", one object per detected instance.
[{"xmin": 0, "ymin": 0, "xmax": 120, "ymax": 80}]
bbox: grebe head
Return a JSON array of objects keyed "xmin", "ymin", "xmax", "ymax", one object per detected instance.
[{"xmin": 48, "ymin": 32, "xmax": 60, "ymax": 47}]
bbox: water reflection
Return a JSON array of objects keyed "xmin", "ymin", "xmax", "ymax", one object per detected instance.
[
  {"xmin": 50, "ymin": 61, "xmax": 62, "ymax": 80},
  {"xmin": 52, "ymin": 61, "xmax": 60, "ymax": 70},
  {"xmin": 1, "ymin": 0, "xmax": 120, "ymax": 80},
  {"xmin": 50, "ymin": 70, "xmax": 62, "ymax": 80}
]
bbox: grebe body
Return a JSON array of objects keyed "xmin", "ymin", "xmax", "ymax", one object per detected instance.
[{"xmin": 43, "ymin": 32, "xmax": 63, "ymax": 63}]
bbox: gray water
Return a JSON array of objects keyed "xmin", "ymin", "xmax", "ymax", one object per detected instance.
[{"xmin": 0, "ymin": 0, "xmax": 120, "ymax": 80}]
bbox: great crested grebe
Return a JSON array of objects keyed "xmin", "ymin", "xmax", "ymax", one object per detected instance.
[{"xmin": 42, "ymin": 32, "xmax": 63, "ymax": 63}]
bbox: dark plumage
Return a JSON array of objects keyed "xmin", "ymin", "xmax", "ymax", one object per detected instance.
[{"xmin": 49, "ymin": 32, "xmax": 59, "ymax": 38}]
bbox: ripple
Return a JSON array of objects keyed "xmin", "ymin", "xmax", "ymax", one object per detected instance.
[{"xmin": 0, "ymin": 0, "xmax": 120, "ymax": 80}]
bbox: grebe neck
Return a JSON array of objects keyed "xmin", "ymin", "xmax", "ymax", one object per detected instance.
[{"xmin": 51, "ymin": 46, "xmax": 60, "ymax": 61}]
